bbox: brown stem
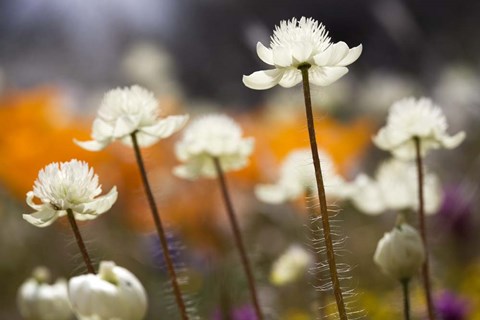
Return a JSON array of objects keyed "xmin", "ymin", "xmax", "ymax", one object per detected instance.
[
  {"xmin": 414, "ymin": 137, "xmax": 436, "ymax": 320},
  {"xmin": 212, "ymin": 157, "xmax": 263, "ymax": 320},
  {"xmin": 131, "ymin": 133, "xmax": 189, "ymax": 320},
  {"xmin": 401, "ymin": 279, "xmax": 411, "ymax": 320},
  {"xmin": 66, "ymin": 209, "xmax": 95, "ymax": 274},
  {"xmin": 299, "ymin": 65, "xmax": 347, "ymax": 320}
]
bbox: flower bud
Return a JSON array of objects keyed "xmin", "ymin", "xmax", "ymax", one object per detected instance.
[
  {"xmin": 374, "ymin": 223, "xmax": 425, "ymax": 281},
  {"xmin": 17, "ymin": 267, "xmax": 73, "ymax": 320},
  {"xmin": 68, "ymin": 261, "xmax": 147, "ymax": 320}
]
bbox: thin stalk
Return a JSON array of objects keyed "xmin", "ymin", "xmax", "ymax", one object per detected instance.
[
  {"xmin": 66, "ymin": 209, "xmax": 95, "ymax": 274},
  {"xmin": 401, "ymin": 279, "xmax": 411, "ymax": 320},
  {"xmin": 414, "ymin": 137, "xmax": 435, "ymax": 320},
  {"xmin": 299, "ymin": 65, "xmax": 347, "ymax": 320},
  {"xmin": 305, "ymin": 189, "xmax": 327, "ymax": 320},
  {"xmin": 131, "ymin": 132, "xmax": 189, "ymax": 320},
  {"xmin": 212, "ymin": 157, "xmax": 263, "ymax": 320}
]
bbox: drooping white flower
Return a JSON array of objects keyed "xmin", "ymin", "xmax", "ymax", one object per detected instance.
[
  {"xmin": 374, "ymin": 223, "xmax": 425, "ymax": 281},
  {"xmin": 17, "ymin": 267, "xmax": 73, "ymax": 320},
  {"xmin": 24, "ymin": 159, "xmax": 117, "ymax": 227},
  {"xmin": 173, "ymin": 114, "xmax": 254, "ymax": 180},
  {"xmin": 350, "ymin": 158, "xmax": 442, "ymax": 215},
  {"xmin": 69, "ymin": 261, "xmax": 147, "ymax": 320},
  {"xmin": 242, "ymin": 17, "xmax": 362, "ymax": 90},
  {"xmin": 373, "ymin": 97, "xmax": 465, "ymax": 160},
  {"xmin": 270, "ymin": 245, "xmax": 313, "ymax": 286},
  {"xmin": 255, "ymin": 148, "xmax": 350, "ymax": 204},
  {"xmin": 75, "ymin": 85, "xmax": 188, "ymax": 151}
]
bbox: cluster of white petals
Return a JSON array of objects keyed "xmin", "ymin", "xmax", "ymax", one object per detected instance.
[
  {"xmin": 255, "ymin": 148, "xmax": 350, "ymax": 204},
  {"xmin": 243, "ymin": 17, "xmax": 362, "ymax": 90},
  {"xmin": 173, "ymin": 114, "xmax": 254, "ymax": 180},
  {"xmin": 373, "ymin": 97, "xmax": 465, "ymax": 160},
  {"xmin": 75, "ymin": 85, "xmax": 188, "ymax": 151},
  {"xmin": 24, "ymin": 160, "xmax": 117, "ymax": 227},
  {"xmin": 374, "ymin": 223, "xmax": 425, "ymax": 281},
  {"xmin": 17, "ymin": 267, "xmax": 73, "ymax": 320},
  {"xmin": 270, "ymin": 245, "xmax": 313, "ymax": 286},
  {"xmin": 350, "ymin": 158, "xmax": 442, "ymax": 215},
  {"xmin": 69, "ymin": 261, "xmax": 147, "ymax": 320}
]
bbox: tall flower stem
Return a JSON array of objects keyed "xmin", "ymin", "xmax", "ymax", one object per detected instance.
[
  {"xmin": 212, "ymin": 157, "xmax": 263, "ymax": 320},
  {"xmin": 299, "ymin": 65, "xmax": 347, "ymax": 320},
  {"xmin": 66, "ymin": 209, "xmax": 95, "ymax": 274},
  {"xmin": 414, "ymin": 137, "xmax": 435, "ymax": 320},
  {"xmin": 305, "ymin": 189, "xmax": 327, "ymax": 320},
  {"xmin": 131, "ymin": 133, "xmax": 189, "ymax": 320},
  {"xmin": 401, "ymin": 279, "xmax": 411, "ymax": 320}
]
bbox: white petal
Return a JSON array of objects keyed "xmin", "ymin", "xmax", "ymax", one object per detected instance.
[
  {"xmin": 72, "ymin": 187, "xmax": 118, "ymax": 216},
  {"xmin": 292, "ymin": 42, "xmax": 313, "ymax": 63},
  {"xmin": 279, "ymin": 69, "xmax": 302, "ymax": 88},
  {"xmin": 440, "ymin": 131, "xmax": 465, "ymax": 149},
  {"xmin": 309, "ymin": 66, "xmax": 348, "ymax": 86},
  {"xmin": 326, "ymin": 42, "xmax": 350, "ymax": 65},
  {"xmin": 338, "ymin": 44, "xmax": 363, "ymax": 66},
  {"xmin": 273, "ymin": 47, "xmax": 293, "ymax": 67},
  {"xmin": 112, "ymin": 116, "xmax": 140, "ymax": 138},
  {"xmin": 141, "ymin": 115, "xmax": 189, "ymax": 139},
  {"xmin": 255, "ymin": 184, "xmax": 289, "ymax": 204},
  {"xmin": 23, "ymin": 208, "xmax": 60, "ymax": 227},
  {"xmin": 242, "ymin": 69, "xmax": 282, "ymax": 90},
  {"xmin": 91, "ymin": 118, "xmax": 114, "ymax": 141},
  {"xmin": 26, "ymin": 191, "xmax": 43, "ymax": 210},
  {"xmin": 73, "ymin": 139, "xmax": 110, "ymax": 152},
  {"xmin": 312, "ymin": 45, "xmax": 333, "ymax": 66},
  {"xmin": 350, "ymin": 175, "xmax": 385, "ymax": 215},
  {"xmin": 256, "ymin": 42, "xmax": 274, "ymax": 65}
]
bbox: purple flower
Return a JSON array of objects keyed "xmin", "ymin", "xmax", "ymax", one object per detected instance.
[
  {"xmin": 435, "ymin": 291, "xmax": 469, "ymax": 320},
  {"xmin": 212, "ymin": 304, "xmax": 257, "ymax": 320},
  {"xmin": 437, "ymin": 186, "xmax": 473, "ymax": 238}
]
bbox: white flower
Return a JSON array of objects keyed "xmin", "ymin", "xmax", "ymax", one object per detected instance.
[
  {"xmin": 350, "ymin": 158, "xmax": 442, "ymax": 215},
  {"xmin": 173, "ymin": 114, "xmax": 254, "ymax": 180},
  {"xmin": 374, "ymin": 223, "xmax": 425, "ymax": 281},
  {"xmin": 24, "ymin": 159, "xmax": 117, "ymax": 227},
  {"xmin": 75, "ymin": 85, "xmax": 188, "ymax": 151},
  {"xmin": 17, "ymin": 267, "xmax": 73, "ymax": 320},
  {"xmin": 270, "ymin": 245, "xmax": 313, "ymax": 286},
  {"xmin": 373, "ymin": 97, "xmax": 465, "ymax": 160},
  {"xmin": 242, "ymin": 17, "xmax": 362, "ymax": 90},
  {"xmin": 255, "ymin": 148, "xmax": 350, "ymax": 204},
  {"xmin": 69, "ymin": 261, "xmax": 147, "ymax": 320}
]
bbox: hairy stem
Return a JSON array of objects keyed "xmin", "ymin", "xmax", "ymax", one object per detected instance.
[
  {"xmin": 66, "ymin": 209, "xmax": 95, "ymax": 274},
  {"xmin": 401, "ymin": 279, "xmax": 411, "ymax": 320},
  {"xmin": 414, "ymin": 137, "xmax": 435, "ymax": 320},
  {"xmin": 131, "ymin": 133, "xmax": 189, "ymax": 320},
  {"xmin": 212, "ymin": 157, "xmax": 263, "ymax": 320},
  {"xmin": 299, "ymin": 65, "xmax": 347, "ymax": 320}
]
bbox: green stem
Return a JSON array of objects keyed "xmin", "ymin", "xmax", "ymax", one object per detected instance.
[
  {"xmin": 401, "ymin": 279, "xmax": 411, "ymax": 320},
  {"xmin": 212, "ymin": 157, "xmax": 263, "ymax": 320},
  {"xmin": 414, "ymin": 137, "xmax": 436, "ymax": 320},
  {"xmin": 299, "ymin": 65, "xmax": 348, "ymax": 320},
  {"xmin": 66, "ymin": 209, "xmax": 95, "ymax": 274},
  {"xmin": 131, "ymin": 133, "xmax": 189, "ymax": 320}
]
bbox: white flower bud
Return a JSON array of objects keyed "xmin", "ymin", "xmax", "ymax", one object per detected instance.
[
  {"xmin": 270, "ymin": 245, "xmax": 313, "ymax": 286},
  {"xmin": 17, "ymin": 267, "xmax": 73, "ymax": 320},
  {"xmin": 374, "ymin": 223, "xmax": 425, "ymax": 281},
  {"xmin": 68, "ymin": 261, "xmax": 147, "ymax": 320}
]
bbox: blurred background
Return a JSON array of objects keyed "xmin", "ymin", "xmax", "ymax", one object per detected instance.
[{"xmin": 1, "ymin": 0, "xmax": 479, "ymax": 319}]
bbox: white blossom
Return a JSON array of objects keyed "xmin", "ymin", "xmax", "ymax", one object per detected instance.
[
  {"xmin": 173, "ymin": 114, "xmax": 254, "ymax": 180},
  {"xmin": 350, "ymin": 158, "xmax": 442, "ymax": 215},
  {"xmin": 373, "ymin": 97, "xmax": 465, "ymax": 160},
  {"xmin": 68, "ymin": 261, "xmax": 147, "ymax": 320},
  {"xmin": 243, "ymin": 17, "xmax": 362, "ymax": 90},
  {"xmin": 270, "ymin": 245, "xmax": 313, "ymax": 286},
  {"xmin": 24, "ymin": 159, "xmax": 117, "ymax": 227},
  {"xmin": 75, "ymin": 85, "xmax": 188, "ymax": 151},
  {"xmin": 17, "ymin": 267, "xmax": 73, "ymax": 320},
  {"xmin": 374, "ymin": 223, "xmax": 425, "ymax": 281},
  {"xmin": 255, "ymin": 148, "xmax": 350, "ymax": 204}
]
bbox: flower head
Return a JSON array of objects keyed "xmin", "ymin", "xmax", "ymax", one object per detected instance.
[
  {"xmin": 270, "ymin": 245, "xmax": 313, "ymax": 286},
  {"xmin": 255, "ymin": 148, "xmax": 350, "ymax": 204},
  {"xmin": 69, "ymin": 261, "xmax": 147, "ymax": 320},
  {"xmin": 350, "ymin": 158, "xmax": 442, "ymax": 215},
  {"xmin": 173, "ymin": 114, "xmax": 254, "ymax": 180},
  {"xmin": 75, "ymin": 85, "xmax": 188, "ymax": 151},
  {"xmin": 17, "ymin": 267, "xmax": 73, "ymax": 320},
  {"xmin": 243, "ymin": 17, "xmax": 362, "ymax": 90},
  {"xmin": 373, "ymin": 97, "xmax": 465, "ymax": 160},
  {"xmin": 24, "ymin": 159, "xmax": 117, "ymax": 227},
  {"xmin": 374, "ymin": 222, "xmax": 425, "ymax": 281}
]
